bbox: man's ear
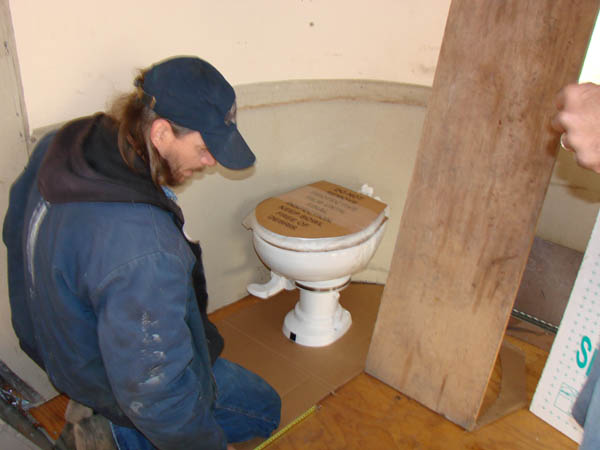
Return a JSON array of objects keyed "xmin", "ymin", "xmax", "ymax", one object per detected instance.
[{"xmin": 150, "ymin": 119, "xmax": 175, "ymax": 156}]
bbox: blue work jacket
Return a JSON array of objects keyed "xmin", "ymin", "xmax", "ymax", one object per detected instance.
[{"xmin": 3, "ymin": 115, "xmax": 227, "ymax": 449}]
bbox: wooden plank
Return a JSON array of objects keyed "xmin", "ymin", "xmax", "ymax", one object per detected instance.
[
  {"xmin": 28, "ymin": 395, "xmax": 69, "ymax": 441},
  {"xmin": 366, "ymin": 0, "xmax": 599, "ymax": 430}
]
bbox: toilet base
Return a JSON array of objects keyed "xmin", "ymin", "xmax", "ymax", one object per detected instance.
[{"xmin": 282, "ymin": 284, "xmax": 352, "ymax": 347}]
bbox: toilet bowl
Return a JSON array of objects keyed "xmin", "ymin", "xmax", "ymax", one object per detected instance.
[{"xmin": 244, "ymin": 181, "xmax": 388, "ymax": 347}]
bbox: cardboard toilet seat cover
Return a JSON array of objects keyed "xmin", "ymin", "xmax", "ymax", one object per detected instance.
[{"xmin": 253, "ymin": 181, "xmax": 387, "ymax": 245}]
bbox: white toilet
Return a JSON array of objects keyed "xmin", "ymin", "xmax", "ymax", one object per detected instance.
[{"xmin": 244, "ymin": 181, "xmax": 388, "ymax": 347}]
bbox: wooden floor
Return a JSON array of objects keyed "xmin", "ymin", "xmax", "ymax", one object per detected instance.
[
  {"xmin": 27, "ymin": 299, "xmax": 577, "ymax": 449},
  {"xmin": 265, "ymin": 336, "xmax": 575, "ymax": 450}
]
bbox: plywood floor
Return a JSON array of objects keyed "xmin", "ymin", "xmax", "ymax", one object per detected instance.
[
  {"xmin": 28, "ymin": 285, "xmax": 576, "ymax": 449},
  {"xmin": 265, "ymin": 336, "xmax": 575, "ymax": 450}
]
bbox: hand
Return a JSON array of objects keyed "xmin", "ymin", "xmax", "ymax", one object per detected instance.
[{"xmin": 551, "ymin": 82, "xmax": 600, "ymax": 173}]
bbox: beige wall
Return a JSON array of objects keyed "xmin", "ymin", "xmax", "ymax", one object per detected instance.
[
  {"xmin": 9, "ymin": 0, "xmax": 451, "ymax": 130},
  {"xmin": 539, "ymin": 152, "xmax": 600, "ymax": 251}
]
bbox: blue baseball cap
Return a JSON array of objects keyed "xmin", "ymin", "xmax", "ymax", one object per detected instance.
[{"xmin": 140, "ymin": 56, "xmax": 255, "ymax": 170}]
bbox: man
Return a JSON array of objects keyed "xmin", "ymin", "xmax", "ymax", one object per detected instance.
[
  {"xmin": 3, "ymin": 56, "xmax": 281, "ymax": 450},
  {"xmin": 552, "ymin": 81, "xmax": 600, "ymax": 450}
]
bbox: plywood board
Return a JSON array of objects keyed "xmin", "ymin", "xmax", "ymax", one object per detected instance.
[
  {"xmin": 366, "ymin": 0, "xmax": 599, "ymax": 430},
  {"xmin": 267, "ymin": 338, "xmax": 576, "ymax": 450},
  {"xmin": 530, "ymin": 211, "xmax": 600, "ymax": 442}
]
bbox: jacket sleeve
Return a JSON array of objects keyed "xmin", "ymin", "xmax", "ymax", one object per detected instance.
[
  {"xmin": 3, "ymin": 131, "xmax": 57, "ymax": 370},
  {"xmin": 92, "ymin": 250, "xmax": 227, "ymax": 450}
]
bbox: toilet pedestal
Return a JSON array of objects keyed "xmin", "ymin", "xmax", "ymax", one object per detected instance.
[{"xmin": 282, "ymin": 277, "xmax": 352, "ymax": 347}]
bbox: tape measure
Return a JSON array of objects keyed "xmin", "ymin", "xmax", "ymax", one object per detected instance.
[{"xmin": 253, "ymin": 405, "xmax": 318, "ymax": 450}]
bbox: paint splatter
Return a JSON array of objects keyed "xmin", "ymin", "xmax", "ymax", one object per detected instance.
[
  {"xmin": 141, "ymin": 373, "xmax": 165, "ymax": 386},
  {"xmin": 130, "ymin": 401, "xmax": 143, "ymax": 414}
]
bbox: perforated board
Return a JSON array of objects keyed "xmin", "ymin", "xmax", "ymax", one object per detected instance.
[{"xmin": 530, "ymin": 210, "xmax": 600, "ymax": 443}]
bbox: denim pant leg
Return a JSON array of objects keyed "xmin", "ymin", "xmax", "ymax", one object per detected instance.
[
  {"xmin": 212, "ymin": 357, "xmax": 281, "ymax": 443},
  {"xmin": 110, "ymin": 357, "xmax": 281, "ymax": 448},
  {"xmin": 580, "ymin": 375, "xmax": 600, "ymax": 450},
  {"xmin": 110, "ymin": 423, "xmax": 157, "ymax": 450}
]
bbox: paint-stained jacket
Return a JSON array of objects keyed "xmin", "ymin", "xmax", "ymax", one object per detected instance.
[{"xmin": 3, "ymin": 114, "xmax": 227, "ymax": 450}]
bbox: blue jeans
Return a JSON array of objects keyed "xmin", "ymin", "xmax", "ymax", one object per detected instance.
[
  {"xmin": 574, "ymin": 351, "xmax": 600, "ymax": 450},
  {"xmin": 110, "ymin": 358, "xmax": 281, "ymax": 449}
]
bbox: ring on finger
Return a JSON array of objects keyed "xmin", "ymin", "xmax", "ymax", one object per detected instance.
[{"xmin": 560, "ymin": 133, "xmax": 571, "ymax": 151}]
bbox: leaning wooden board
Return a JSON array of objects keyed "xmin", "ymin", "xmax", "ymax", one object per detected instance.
[{"xmin": 366, "ymin": 0, "xmax": 599, "ymax": 430}]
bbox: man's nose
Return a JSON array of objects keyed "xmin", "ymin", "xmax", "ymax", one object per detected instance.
[{"xmin": 202, "ymin": 150, "xmax": 217, "ymax": 166}]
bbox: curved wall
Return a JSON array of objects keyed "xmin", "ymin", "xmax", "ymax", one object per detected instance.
[
  {"xmin": 176, "ymin": 80, "xmax": 429, "ymax": 311},
  {"xmin": 27, "ymin": 79, "xmax": 600, "ymax": 312}
]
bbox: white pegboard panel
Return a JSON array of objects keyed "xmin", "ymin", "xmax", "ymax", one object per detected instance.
[{"xmin": 530, "ymin": 210, "xmax": 600, "ymax": 443}]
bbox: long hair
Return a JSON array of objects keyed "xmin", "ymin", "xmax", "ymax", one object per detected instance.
[{"xmin": 107, "ymin": 70, "xmax": 191, "ymax": 186}]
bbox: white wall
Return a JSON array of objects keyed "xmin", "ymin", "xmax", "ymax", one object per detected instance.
[
  {"xmin": 580, "ymin": 12, "xmax": 600, "ymax": 83},
  {"xmin": 9, "ymin": 0, "xmax": 451, "ymax": 130}
]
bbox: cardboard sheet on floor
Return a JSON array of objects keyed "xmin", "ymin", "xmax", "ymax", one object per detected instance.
[
  {"xmin": 214, "ymin": 283, "xmax": 383, "ymax": 449},
  {"xmin": 475, "ymin": 341, "xmax": 528, "ymax": 429}
]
